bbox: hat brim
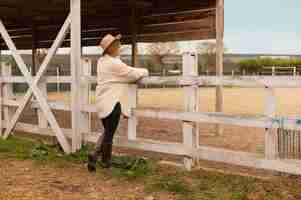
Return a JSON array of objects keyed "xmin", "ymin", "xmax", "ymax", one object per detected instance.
[{"xmin": 102, "ymin": 37, "xmax": 121, "ymax": 55}]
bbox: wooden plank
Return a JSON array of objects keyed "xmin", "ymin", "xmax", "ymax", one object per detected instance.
[
  {"xmin": 264, "ymin": 87, "xmax": 278, "ymax": 159},
  {"xmin": 1, "ymin": 76, "xmax": 72, "ymax": 83},
  {"xmin": 37, "ymin": 79, "xmax": 48, "ymax": 129},
  {"xmin": 133, "ymin": 109, "xmax": 301, "ymax": 131},
  {"xmin": 182, "ymin": 52, "xmax": 199, "ymax": 170},
  {"xmin": 4, "ymin": 119, "xmax": 301, "ymax": 175},
  {"xmin": 78, "ymin": 75, "xmax": 301, "ymax": 87},
  {"xmin": 215, "ymin": 0, "xmax": 224, "ymax": 136},
  {"xmin": 2, "ymin": 98, "xmax": 301, "ymax": 132},
  {"xmin": 80, "ymin": 58, "xmax": 91, "ymax": 138},
  {"xmin": 2, "ymin": 99, "xmax": 70, "ymax": 111},
  {"xmin": 127, "ymin": 2, "xmax": 139, "ymax": 141},
  {"xmin": 1, "ymin": 121, "xmax": 191, "ymax": 156},
  {"xmin": 131, "ymin": 2, "xmax": 138, "ymax": 67},
  {"xmin": 1, "ymin": 62, "xmax": 14, "ymax": 131},
  {"xmin": 70, "ymin": 0, "xmax": 82, "ymax": 152},
  {"xmin": 0, "ymin": 16, "xmax": 72, "ymax": 153},
  {"xmin": 128, "ymin": 84, "xmax": 138, "ymax": 140},
  {"xmin": 196, "ymin": 146, "xmax": 301, "ymax": 175}
]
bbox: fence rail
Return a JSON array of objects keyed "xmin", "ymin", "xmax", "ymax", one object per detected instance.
[
  {"xmin": 2, "ymin": 75, "xmax": 301, "ymax": 87},
  {"xmin": 2, "ymin": 54, "xmax": 301, "ymax": 174}
]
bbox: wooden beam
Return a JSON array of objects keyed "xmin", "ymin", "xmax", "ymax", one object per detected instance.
[
  {"xmin": 31, "ymin": 23, "xmax": 37, "ymax": 76},
  {"xmin": 142, "ymin": 7, "xmax": 216, "ymax": 18},
  {"xmin": 215, "ymin": 0, "xmax": 224, "ymax": 135},
  {"xmin": 70, "ymin": 0, "xmax": 82, "ymax": 152},
  {"xmin": 131, "ymin": 2, "xmax": 138, "ymax": 67}
]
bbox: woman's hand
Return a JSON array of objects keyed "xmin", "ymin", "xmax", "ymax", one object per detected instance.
[{"xmin": 122, "ymin": 114, "xmax": 129, "ymax": 119}]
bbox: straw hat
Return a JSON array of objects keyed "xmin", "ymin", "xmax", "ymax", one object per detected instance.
[{"xmin": 99, "ymin": 34, "xmax": 122, "ymax": 54}]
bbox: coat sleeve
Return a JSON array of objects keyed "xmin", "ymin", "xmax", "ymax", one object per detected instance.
[{"xmin": 111, "ymin": 58, "xmax": 149, "ymax": 83}]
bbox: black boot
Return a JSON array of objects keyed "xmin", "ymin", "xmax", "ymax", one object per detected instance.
[
  {"xmin": 101, "ymin": 143, "xmax": 113, "ymax": 168},
  {"xmin": 87, "ymin": 143, "xmax": 103, "ymax": 172},
  {"xmin": 87, "ymin": 153, "xmax": 97, "ymax": 172}
]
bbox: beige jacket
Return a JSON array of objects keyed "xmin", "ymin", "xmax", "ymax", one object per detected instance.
[{"xmin": 95, "ymin": 54, "xmax": 149, "ymax": 119}]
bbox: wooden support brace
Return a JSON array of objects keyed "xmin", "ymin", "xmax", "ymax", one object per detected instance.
[{"xmin": 0, "ymin": 15, "xmax": 72, "ymax": 153}]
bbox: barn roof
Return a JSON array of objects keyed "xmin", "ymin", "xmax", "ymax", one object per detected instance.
[{"xmin": 0, "ymin": 0, "xmax": 217, "ymax": 50}]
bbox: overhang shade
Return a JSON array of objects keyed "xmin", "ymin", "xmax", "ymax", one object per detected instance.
[{"xmin": 0, "ymin": 0, "xmax": 217, "ymax": 50}]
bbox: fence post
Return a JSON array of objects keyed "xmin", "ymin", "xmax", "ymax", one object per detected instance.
[
  {"xmin": 70, "ymin": 0, "xmax": 82, "ymax": 152},
  {"xmin": 182, "ymin": 52, "xmax": 199, "ymax": 170},
  {"xmin": 128, "ymin": 84, "xmax": 138, "ymax": 140},
  {"xmin": 293, "ymin": 67, "xmax": 296, "ymax": 77},
  {"xmin": 272, "ymin": 66, "xmax": 275, "ymax": 76},
  {"xmin": 1, "ymin": 62, "xmax": 14, "ymax": 129},
  {"xmin": 37, "ymin": 77, "xmax": 48, "ymax": 129},
  {"xmin": 0, "ymin": 50, "xmax": 2, "ymax": 135},
  {"xmin": 264, "ymin": 87, "xmax": 278, "ymax": 159},
  {"xmin": 81, "ymin": 58, "xmax": 91, "ymax": 140}
]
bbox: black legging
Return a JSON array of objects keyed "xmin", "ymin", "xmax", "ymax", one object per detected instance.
[{"xmin": 98, "ymin": 102, "xmax": 122, "ymax": 146}]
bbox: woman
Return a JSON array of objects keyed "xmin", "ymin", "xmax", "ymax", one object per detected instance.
[{"xmin": 88, "ymin": 34, "xmax": 149, "ymax": 172}]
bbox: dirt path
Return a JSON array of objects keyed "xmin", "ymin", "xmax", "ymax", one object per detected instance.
[{"xmin": 0, "ymin": 158, "xmax": 172, "ymax": 200}]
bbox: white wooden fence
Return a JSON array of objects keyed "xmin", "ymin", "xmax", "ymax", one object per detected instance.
[{"xmin": 2, "ymin": 53, "xmax": 301, "ymax": 174}]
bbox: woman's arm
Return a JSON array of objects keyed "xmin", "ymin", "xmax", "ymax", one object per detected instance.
[{"xmin": 111, "ymin": 58, "xmax": 149, "ymax": 83}]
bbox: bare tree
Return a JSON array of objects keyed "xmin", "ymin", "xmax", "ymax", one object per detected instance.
[
  {"xmin": 197, "ymin": 41, "xmax": 227, "ymax": 73},
  {"xmin": 146, "ymin": 42, "xmax": 180, "ymax": 74}
]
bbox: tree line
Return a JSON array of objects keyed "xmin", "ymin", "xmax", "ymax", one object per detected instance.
[{"xmin": 239, "ymin": 58, "xmax": 301, "ymax": 74}]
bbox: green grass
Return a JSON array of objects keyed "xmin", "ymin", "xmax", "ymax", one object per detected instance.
[{"xmin": 1, "ymin": 136, "xmax": 301, "ymax": 200}]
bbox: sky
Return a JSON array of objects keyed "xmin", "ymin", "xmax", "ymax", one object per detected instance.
[{"xmin": 224, "ymin": 0, "xmax": 301, "ymax": 54}]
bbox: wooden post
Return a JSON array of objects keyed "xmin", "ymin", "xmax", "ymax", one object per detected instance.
[
  {"xmin": 131, "ymin": 2, "xmax": 138, "ymax": 67},
  {"xmin": 81, "ymin": 58, "xmax": 91, "ymax": 139},
  {"xmin": 215, "ymin": 0, "xmax": 224, "ymax": 136},
  {"xmin": 272, "ymin": 66, "xmax": 275, "ymax": 76},
  {"xmin": 1, "ymin": 61, "xmax": 14, "ymax": 129},
  {"xmin": 128, "ymin": 1, "xmax": 138, "ymax": 141},
  {"xmin": 182, "ymin": 52, "xmax": 199, "ymax": 170},
  {"xmin": 293, "ymin": 67, "xmax": 296, "ymax": 77},
  {"xmin": 32, "ymin": 25, "xmax": 48, "ymax": 130},
  {"xmin": 128, "ymin": 84, "xmax": 138, "ymax": 140},
  {"xmin": 265, "ymin": 87, "xmax": 278, "ymax": 159},
  {"xmin": 31, "ymin": 23, "xmax": 37, "ymax": 76},
  {"xmin": 37, "ymin": 78, "xmax": 48, "ymax": 129},
  {"xmin": 70, "ymin": 0, "xmax": 82, "ymax": 152},
  {"xmin": 0, "ymin": 49, "xmax": 2, "ymax": 136}
]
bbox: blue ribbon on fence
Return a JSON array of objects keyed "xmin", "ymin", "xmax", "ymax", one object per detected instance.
[
  {"xmin": 270, "ymin": 117, "xmax": 301, "ymax": 129},
  {"xmin": 270, "ymin": 117, "xmax": 285, "ymax": 129}
]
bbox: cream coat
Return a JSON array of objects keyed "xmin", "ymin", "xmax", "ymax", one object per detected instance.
[{"xmin": 95, "ymin": 54, "xmax": 149, "ymax": 119}]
